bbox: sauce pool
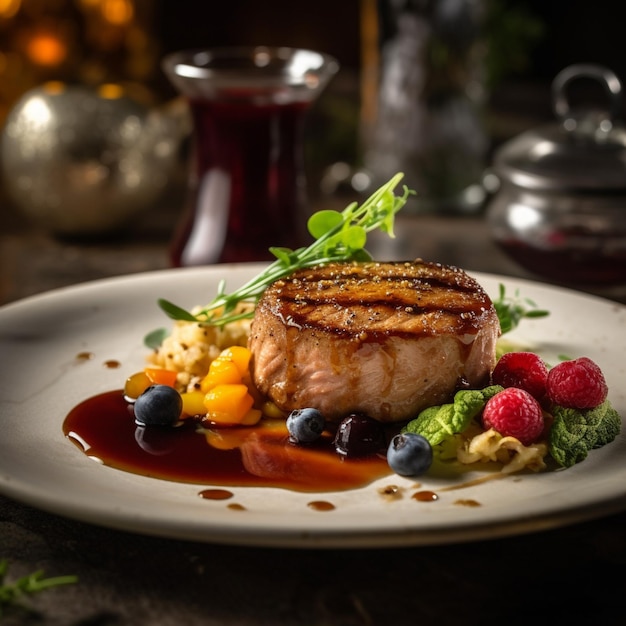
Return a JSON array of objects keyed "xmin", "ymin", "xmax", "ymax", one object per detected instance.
[{"xmin": 63, "ymin": 390, "xmax": 393, "ymax": 493}]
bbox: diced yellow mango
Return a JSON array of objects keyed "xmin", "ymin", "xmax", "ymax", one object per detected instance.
[
  {"xmin": 200, "ymin": 359, "xmax": 242, "ymax": 393},
  {"xmin": 180, "ymin": 390, "xmax": 206, "ymax": 418},
  {"xmin": 204, "ymin": 383, "xmax": 254, "ymax": 424},
  {"xmin": 261, "ymin": 400, "xmax": 286, "ymax": 419},
  {"xmin": 218, "ymin": 346, "xmax": 251, "ymax": 376},
  {"xmin": 124, "ymin": 371, "xmax": 151, "ymax": 400},
  {"xmin": 240, "ymin": 408, "xmax": 263, "ymax": 426},
  {"xmin": 144, "ymin": 367, "xmax": 178, "ymax": 387}
]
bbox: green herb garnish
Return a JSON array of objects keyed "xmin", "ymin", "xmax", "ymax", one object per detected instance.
[
  {"xmin": 144, "ymin": 327, "xmax": 170, "ymax": 351},
  {"xmin": 493, "ymin": 283, "xmax": 550, "ymax": 334},
  {"xmin": 157, "ymin": 173, "xmax": 414, "ymax": 327},
  {"xmin": 403, "ymin": 386, "xmax": 504, "ymax": 446},
  {"xmin": 0, "ymin": 559, "xmax": 77, "ymax": 617},
  {"xmin": 549, "ymin": 400, "xmax": 621, "ymax": 468}
]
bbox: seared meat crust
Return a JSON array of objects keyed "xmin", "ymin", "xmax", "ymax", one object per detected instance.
[{"xmin": 248, "ymin": 260, "xmax": 500, "ymax": 423}]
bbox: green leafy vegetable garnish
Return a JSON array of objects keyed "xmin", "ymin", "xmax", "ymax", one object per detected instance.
[
  {"xmin": 157, "ymin": 173, "xmax": 414, "ymax": 327},
  {"xmin": 403, "ymin": 386, "xmax": 503, "ymax": 446},
  {"xmin": 492, "ymin": 283, "xmax": 550, "ymax": 334},
  {"xmin": 404, "ymin": 385, "xmax": 621, "ymax": 470},
  {"xmin": 549, "ymin": 400, "xmax": 621, "ymax": 468},
  {"xmin": 0, "ymin": 559, "xmax": 77, "ymax": 617}
]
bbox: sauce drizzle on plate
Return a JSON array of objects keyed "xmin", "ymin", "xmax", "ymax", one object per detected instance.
[{"xmin": 63, "ymin": 390, "xmax": 392, "ymax": 493}]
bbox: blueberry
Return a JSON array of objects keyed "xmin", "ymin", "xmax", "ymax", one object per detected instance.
[
  {"xmin": 333, "ymin": 413, "xmax": 386, "ymax": 458},
  {"xmin": 286, "ymin": 408, "xmax": 325, "ymax": 444},
  {"xmin": 133, "ymin": 384, "xmax": 182, "ymax": 427},
  {"xmin": 387, "ymin": 433, "xmax": 433, "ymax": 476}
]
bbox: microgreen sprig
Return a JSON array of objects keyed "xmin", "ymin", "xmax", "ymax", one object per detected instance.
[
  {"xmin": 493, "ymin": 283, "xmax": 550, "ymax": 334},
  {"xmin": 0, "ymin": 559, "xmax": 77, "ymax": 617},
  {"xmin": 158, "ymin": 173, "xmax": 414, "ymax": 327}
]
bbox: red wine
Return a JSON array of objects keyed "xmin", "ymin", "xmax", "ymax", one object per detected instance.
[
  {"xmin": 498, "ymin": 236, "xmax": 626, "ymax": 286},
  {"xmin": 170, "ymin": 97, "xmax": 310, "ymax": 266}
]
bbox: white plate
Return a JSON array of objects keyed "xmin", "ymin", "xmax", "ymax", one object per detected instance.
[{"xmin": 1, "ymin": 264, "xmax": 625, "ymax": 548}]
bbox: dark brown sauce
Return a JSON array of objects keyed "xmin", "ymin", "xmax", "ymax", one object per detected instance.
[
  {"xmin": 307, "ymin": 500, "xmax": 336, "ymax": 511},
  {"xmin": 378, "ymin": 484, "xmax": 404, "ymax": 500},
  {"xmin": 412, "ymin": 490, "xmax": 439, "ymax": 502},
  {"xmin": 454, "ymin": 498, "xmax": 481, "ymax": 507},
  {"xmin": 199, "ymin": 488, "xmax": 233, "ymax": 500},
  {"xmin": 439, "ymin": 471, "xmax": 507, "ymax": 491},
  {"xmin": 63, "ymin": 390, "xmax": 392, "ymax": 493}
]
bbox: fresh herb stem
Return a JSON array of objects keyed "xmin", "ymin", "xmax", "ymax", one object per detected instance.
[
  {"xmin": 493, "ymin": 283, "xmax": 550, "ymax": 334},
  {"xmin": 156, "ymin": 174, "xmax": 549, "ymax": 335},
  {"xmin": 158, "ymin": 173, "xmax": 414, "ymax": 327},
  {"xmin": 0, "ymin": 559, "xmax": 77, "ymax": 616}
]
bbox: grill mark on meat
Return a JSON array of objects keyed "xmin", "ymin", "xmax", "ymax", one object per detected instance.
[
  {"xmin": 264, "ymin": 261, "xmax": 494, "ymax": 339},
  {"xmin": 249, "ymin": 260, "xmax": 500, "ymax": 422}
]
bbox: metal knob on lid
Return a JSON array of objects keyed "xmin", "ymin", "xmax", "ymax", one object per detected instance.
[
  {"xmin": 552, "ymin": 64, "xmax": 622, "ymax": 126},
  {"xmin": 493, "ymin": 64, "xmax": 626, "ymax": 193},
  {"xmin": 486, "ymin": 64, "xmax": 626, "ymax": 289}
]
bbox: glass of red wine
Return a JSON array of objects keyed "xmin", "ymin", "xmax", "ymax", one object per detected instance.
[{"xmin": 162, "ymin": 46, "xmax": 339, "ymax": 265}]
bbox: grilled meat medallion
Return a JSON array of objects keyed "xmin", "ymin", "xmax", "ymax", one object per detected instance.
[{"xmin": 248, "ymin": 260, "xmax": 501, "ymax": 423}]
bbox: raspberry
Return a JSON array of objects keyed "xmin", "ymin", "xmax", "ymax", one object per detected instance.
[
  {"xmin": 546, "ymin": 357, "xmax": 608, "ymax": 409},
  {"xmin": 491, "ymin": 351, "xmax": 548, "ymax": 400},
  {"xmin": 482, "ymin": 387, "xmax": 545, "ymax": 445}
]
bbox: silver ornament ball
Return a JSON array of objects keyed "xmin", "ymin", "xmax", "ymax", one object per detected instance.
[{"xmin": 1, "ymin": 83, "xmax": 184, "ymax": 236}]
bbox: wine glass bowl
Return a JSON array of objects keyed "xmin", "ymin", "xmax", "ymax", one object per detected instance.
[{"xmin": 162, "ymin": 46, "xmax": 339, "ymax": 266}]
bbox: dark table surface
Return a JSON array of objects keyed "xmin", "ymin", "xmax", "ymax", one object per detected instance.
[{"xmin": 1, "ymin": 191, "xmax": 626, "ymax": 626}]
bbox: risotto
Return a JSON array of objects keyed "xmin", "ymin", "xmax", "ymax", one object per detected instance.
[{"xmin": 147, "ymin": 303, "xmax": 254, "ymax": 393}]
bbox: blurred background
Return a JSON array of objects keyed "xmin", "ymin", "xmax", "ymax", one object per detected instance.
[
  {"xmin": 1, "ymin": 0, "xmax": 625, "ymax": 299},
  {"xmin": 2, "ymin": 0, "xmax": 625, "ymax": 198}
]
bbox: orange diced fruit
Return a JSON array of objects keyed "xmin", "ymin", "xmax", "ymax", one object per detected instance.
[
  {"xmin": 201, "ymin": 359, "xmax": 242, "ymax": 392},
  {"xmin": 240, "ymin": 408, "xmax": 263, "ymax": 426},
  {"xmin": 124, "ymin": 371, "xmax": 151, "ymax": 400},
  {"xmin": 204, "ymin": 383, "xmax": 254, "ymax": 425},
  {"xmin": 180, "ymin": 390, "xmax": 206, "ymax": 418},
  {"xmin": 261, "ymin": 400, "xmax": 286, "ymax": 419},
  {"xmin": 144, "ymin": 367, "xmax": 178, "ymax": 387},
  {"xmin": 218, "ymin": 346, "xmax": 251, "ymax": 376}
]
